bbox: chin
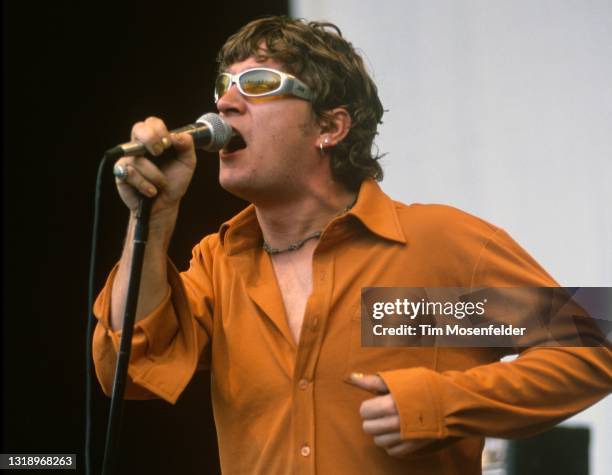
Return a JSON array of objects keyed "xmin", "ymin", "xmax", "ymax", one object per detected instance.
[
  {"xmin": 219, "ymin": 171, "xmax": 257, "ymax": 202},
  {"xmin": 219, "ymin": 172, "xmax": 290, "ymax": 206}
]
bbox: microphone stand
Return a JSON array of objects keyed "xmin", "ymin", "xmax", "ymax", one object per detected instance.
[
  {"xmin": 101, "ymin": 193, "xmax": 153, "ymax": 475},
  {"xmin": 95, "ymin": 119, "xmax": 229, "ymax": 472}
]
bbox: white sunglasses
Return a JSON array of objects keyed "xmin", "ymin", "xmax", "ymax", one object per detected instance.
[{"xmin": 214, "ymin": 67, "xmax": 314, "ymax": 102}]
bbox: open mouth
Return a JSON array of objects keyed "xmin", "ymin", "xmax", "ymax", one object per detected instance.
[{"xmin": 222, "ymin": 129, "xmax": 247, "ymax": 154}]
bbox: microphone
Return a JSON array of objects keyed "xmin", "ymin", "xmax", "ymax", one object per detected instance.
[{"xmin": 105, "ymin": 113, "xmax": 233, "ymax": 158}]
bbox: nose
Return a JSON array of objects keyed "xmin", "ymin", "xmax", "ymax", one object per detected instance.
[{"xmin": 216, "ymin": 83, "xmax": 245, "ymax": 116}]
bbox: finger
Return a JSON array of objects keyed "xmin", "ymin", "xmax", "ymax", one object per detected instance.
[
  {"xmin": 386, "ymin": 439, "xmax": 432, "ymax": 457},
  {"xmin": 130, "ymin": 156, "xmax": 169, "ymax": 189},
  {"xmin": 130, "ymin": 117, "xmax": 169, "ymax": 157},
  {"xmin": 170, "ymin": 131, "xmax": 194, "ymax": 151},
  {"xmin": 169, "ymin": 132, "xmax": 196, "ymax": 165},
  {"xmin": 360, "ymin": 394, "xmax": 397, "ymax": 420},
  {"xmin": 373, "ymin": 431, "xmax": 403, "ymax": 448},
  {"xmin": 115, "ymin": 162, "xmax": 159, "ymax": 198},
  {"xmin": 115, "ymin": 156, "xmax": 168, "ymax": 190},
  {"xmin": 362, "ymin": 414, "xmax": 401, "ymax": 435},
  {"xmin": 349, "ymin": 373, "xmax": 389, "ymax": 395},
  {"xmin": 144, "ymin": 116, "xmax": 171, "ymax": 151}
]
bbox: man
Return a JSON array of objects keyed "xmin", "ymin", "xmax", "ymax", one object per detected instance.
[{"xmin": 94, "ymin": 16, "xmax": 612, "ymax": 474}]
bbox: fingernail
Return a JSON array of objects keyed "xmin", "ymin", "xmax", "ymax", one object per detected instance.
[
  {"xmin": 173, "ymin": 133, "xmax": 184, "ymax": 145},
  {"xmin": 152, "ymin": 142, "xmax": 164, "ymax": 156},
  {"xmin": 147, "ymin": 187, "xmax": 158, "ymax": 196},
  {"xmin": 351, "ymin": 372, "xmax": 364, "ymax": 380}
]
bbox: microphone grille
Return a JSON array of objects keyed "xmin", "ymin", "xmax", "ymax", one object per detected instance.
[{"xmin": 197, "ymin": 113, "xmax": 232, "ymax": 152}]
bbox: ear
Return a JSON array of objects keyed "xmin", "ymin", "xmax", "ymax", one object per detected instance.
[{"xmin": 317, "ymin": 107, "xmax": 352, "ymax": 151}]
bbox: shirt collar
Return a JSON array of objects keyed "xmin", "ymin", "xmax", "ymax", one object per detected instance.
[
  {"xmin": 218, "ymin": 203, "xmax": 261, "ymax": 255},
  {"xmin": 219, "ymin": 179, "xmax": 407, "ymax": 255},
  {"xmin": 347, "ymin": 179, "xmax": 407, "ymax": 245}
]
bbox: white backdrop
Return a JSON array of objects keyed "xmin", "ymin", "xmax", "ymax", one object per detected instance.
[{"xmin": 292, "ymin": 1, "xmax": 612, "ymax": 474}]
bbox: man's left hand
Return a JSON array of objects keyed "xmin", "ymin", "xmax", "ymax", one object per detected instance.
[{"xmin": 350, "ymin": 372, "xmax": 434, "ymax": 457}]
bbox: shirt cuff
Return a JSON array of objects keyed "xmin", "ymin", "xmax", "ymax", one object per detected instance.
[
  {"xmin": 92, "ymin": 261, "xmax": 194, "ymax": 403},
  {"xmin": 378, "ymin": 367, "xmax": 446, "ymax": 439},
  {"xmin": 92, "ymin": 263, "xmax": 176, "ymax": 354}
]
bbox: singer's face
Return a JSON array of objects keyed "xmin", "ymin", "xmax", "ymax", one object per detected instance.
[{"xmin": 216, "ymin": 56, "xmax": 321, "ymax": 204}]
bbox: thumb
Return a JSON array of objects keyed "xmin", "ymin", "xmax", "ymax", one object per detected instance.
[
  {"xmin": 170, "ymin": 132, "xmax": 196, "ymax": 162},
  {"xmin": 349, "ymin": 372, "xmax": 389, "ymax": 394}
]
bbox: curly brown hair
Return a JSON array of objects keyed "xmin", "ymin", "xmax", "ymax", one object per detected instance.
[{"xmin": 217, "ymin": 16, "xmax": 385, "ymax": 191}]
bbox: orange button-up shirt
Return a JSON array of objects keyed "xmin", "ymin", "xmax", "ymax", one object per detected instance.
[{"xmin": 93, "ymin": 180, "xmax": 612, "ymax": 475}]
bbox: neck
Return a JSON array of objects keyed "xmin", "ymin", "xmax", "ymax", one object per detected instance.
[{"xmin": 255, "ymin": 181, "xmax": 357, "ymax": 251}]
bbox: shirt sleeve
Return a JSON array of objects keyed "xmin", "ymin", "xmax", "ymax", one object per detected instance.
[
  {"xmin": 92, "ymin": 239, "xmax": 215, "ymax": 404},
  {"xmin": 379, "ymin": 228, "xmax": 612, "ymax": 440}
]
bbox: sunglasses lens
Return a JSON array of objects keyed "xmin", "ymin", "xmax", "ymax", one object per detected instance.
[
  {"xmin": 215, "ymin": 74, "xmax": 231, "ymax": 99},
  {"xmin": 240, "ymin": 70, "xmax": 282, "ymax": 95}
]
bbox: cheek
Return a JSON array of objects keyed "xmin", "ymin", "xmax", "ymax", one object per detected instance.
[
  {"xmin": 256, "ymin": 104, "xmax": 316, "ymax": 140},
  {"xmin": 266, "ymin": 124, "xmax": 315, "ymax": 155}
]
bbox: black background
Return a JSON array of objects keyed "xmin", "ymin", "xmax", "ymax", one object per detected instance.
[{"xmin": 3, "ymin": 1, "xmax": 287, "ymax": 473}]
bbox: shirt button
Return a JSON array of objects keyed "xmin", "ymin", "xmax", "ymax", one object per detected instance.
[
  {"xmin": 298, "ymin": 379, "xmax": 309, "ymax": 390},
  {"xmin": 300, "ymin": 444, "xmax": 311, "ymax": 457},
  {"xmin": 311, "ymin": 318, "xmax": 319, "ymax": 329}
]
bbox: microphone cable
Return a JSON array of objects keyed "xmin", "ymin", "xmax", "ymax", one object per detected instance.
[{"xmin": 85, "ymin": 152, "xmax": 112, "ymax": 475}]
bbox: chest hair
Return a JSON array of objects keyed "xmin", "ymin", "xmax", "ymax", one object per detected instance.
[{"xmin": 270, "ymin": 246, "xmax": 315, "ymax": 344}]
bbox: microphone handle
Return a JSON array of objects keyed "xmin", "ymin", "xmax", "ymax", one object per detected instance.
[{"xmin": 116, "ymin": 123, "xmax": 212, "ymax": 157}]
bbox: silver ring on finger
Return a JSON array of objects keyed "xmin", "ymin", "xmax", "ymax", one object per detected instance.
[{"xmin": 113, "ymin": 164, "xmax": 129, "ymax": 182}]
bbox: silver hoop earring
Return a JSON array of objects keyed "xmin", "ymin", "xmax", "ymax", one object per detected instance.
[{"xmin": 320, "ymin": 137, "xmax": 330, "ymax": 154}]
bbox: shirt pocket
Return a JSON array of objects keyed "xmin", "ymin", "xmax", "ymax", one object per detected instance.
[{"xmin": 343, "ymin": 304, "xmax": 437, "ymax": 383}]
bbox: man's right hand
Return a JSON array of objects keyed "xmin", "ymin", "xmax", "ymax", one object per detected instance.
[
  {"xmin": 109, "ymin": 117, "xmax": 198, "ymax": 330},
  {"xmin": 113, "ymin": 116, "xmax": 197, "ymax": 219}
]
